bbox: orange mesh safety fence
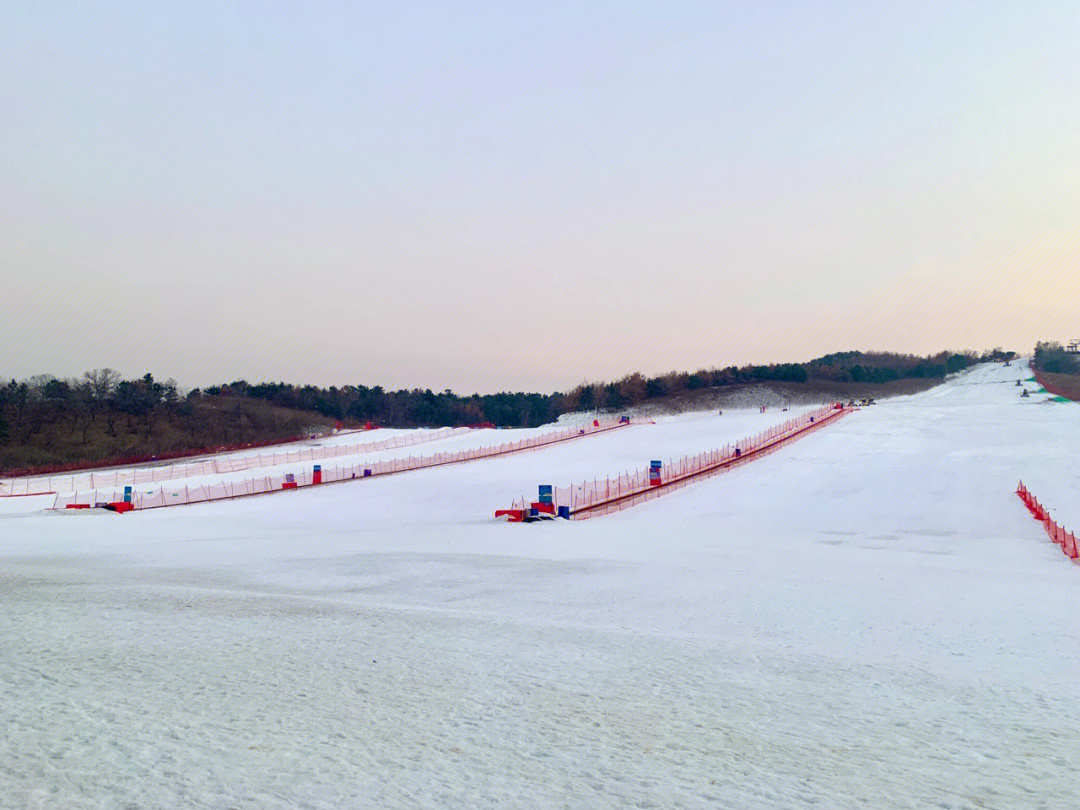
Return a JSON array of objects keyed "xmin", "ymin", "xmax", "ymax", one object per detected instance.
[
  {"xmin": 1016, "ymin": 481, "xmax": 1080, "ymax": 562},
  {"xmin": 3, "ymin": 427, "xmax": 470, "ymax": 496},
  {"xmin": 502, "ymin": 404, "xmax": 850, "ymax": 520},
  {"xmin": 50, "ymin": 418, "xmax": 645, "ymax": 511}
]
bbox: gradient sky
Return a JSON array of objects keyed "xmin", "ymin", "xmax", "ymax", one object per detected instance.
[{"xmin": 3, "ymin": 2, "xmax": 1078, "ymax": 393}]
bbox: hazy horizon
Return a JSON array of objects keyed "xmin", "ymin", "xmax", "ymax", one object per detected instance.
[
  {"xmin": 0, "ymin": 343, "xmax": 1027, "ymax": 397},
  {"xmin": 3, "ymin": 2, "xmax": 1078, "ymax": 394}
]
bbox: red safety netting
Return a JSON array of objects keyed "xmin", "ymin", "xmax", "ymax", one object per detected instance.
[
  {"xmin": 0, "ymin": 425, "xmax": 379, "ymax": 484},
  {"xmin": 3, "ymin": 427, "xmax": 471, "ymax": 496},
  {"xmin": 1016, "ymin": 481, "xmax": 1080, "ymax": 561},
  {"xmin": 502, "ymin": 404, "xmax": 850, "ymax": 519},
  {"xmin": 50, "ymin": 417, "xmax": 645, "ymax": 511},
  {"xmin": 1030, "ymin": 369, "xmax": 1075, "ymax": 401}
]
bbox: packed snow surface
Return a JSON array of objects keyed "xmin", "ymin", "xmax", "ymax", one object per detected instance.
[{"xmin": 2, "ymin": 360, "xmax": 1079, "ymax": 808}]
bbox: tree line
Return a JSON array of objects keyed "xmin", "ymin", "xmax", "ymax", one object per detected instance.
[
  {"xmin": 1031, "ymin": 342, "xmax": 1080, "ymax": 375},
  {"xmin": 1, "ymin": 348, "xmax": 1013, "ymax": 473},
  {"xmin": 0, "ymin": 370, "xmax": 332, "ymax": 473},
  {"xmin": 179, "ymin": 348, "xmax": 1000, "ymax": 427}
]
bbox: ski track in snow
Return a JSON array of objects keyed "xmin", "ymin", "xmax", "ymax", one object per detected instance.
[{"xmin": 2, "ymin": 359, "xmax": 1079, "ymax": 809}]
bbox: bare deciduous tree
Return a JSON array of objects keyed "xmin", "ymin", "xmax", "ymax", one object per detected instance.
[{"xmin": 84, "ymin": 368, "xmax": 122, "ymax": 405}]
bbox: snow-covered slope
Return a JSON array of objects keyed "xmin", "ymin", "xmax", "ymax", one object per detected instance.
[{"xmin": 2, "ymin": 359, "xmax": 1077, "ymax": 808}]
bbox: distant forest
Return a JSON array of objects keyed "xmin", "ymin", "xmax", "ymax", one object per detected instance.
[
  {"xmin": 1, "ymin": 348, "xmax": 1014, "ymax": 474},
  {"xmin": 1031, "ymin": 341, "xmax": 1080, "ymax": 375},
  {"xmin": 192, "ymin": 347, "xmax": 1007, "ymax": 425}
]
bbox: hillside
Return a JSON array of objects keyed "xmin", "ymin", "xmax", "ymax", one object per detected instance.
[
  {"xmin": 1030, "ymin": 341, "xmax": 1080, "ymax": 401},
  {"xmin": 1032, "ymin": 370, "xmax": 1080, "ymax": 401},
  {"xmin": 0, "ymin": 382, "xmax": 337, "ymax": 475},
  {"xmin": 0, "ymin": 349, "xmax": 1012, "ymax": 474},
  {"xmin": 3, "ymin": 358, "xmax": 1078, "ymax": 808},
  {"xmin": 619, "ymin": 376, "xmax": 941, "ymax": 416}
]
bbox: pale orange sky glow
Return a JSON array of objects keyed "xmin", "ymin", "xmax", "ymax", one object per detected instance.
[{"xmin": 3, "ymin": 2, "xmax": 1078, "ymax": 393}]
